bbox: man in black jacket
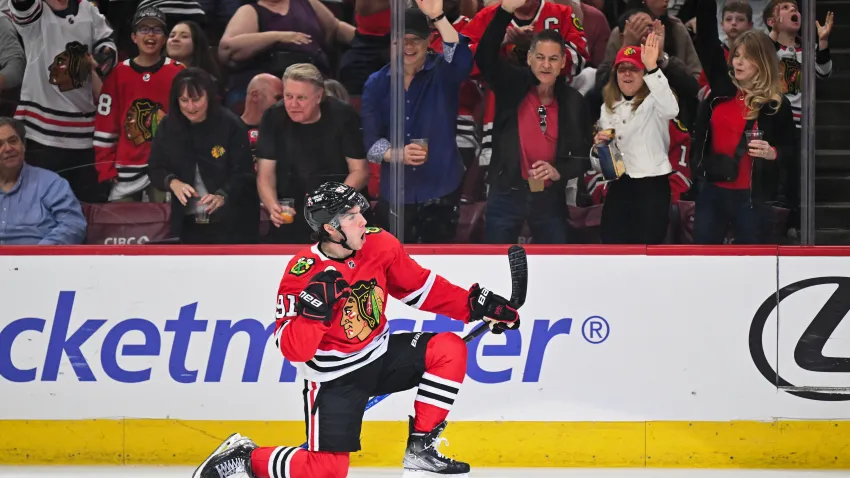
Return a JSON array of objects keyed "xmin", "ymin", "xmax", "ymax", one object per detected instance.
[{"xmin": 474, "ymin": 0, "xmax": 592, "ymax": 244}]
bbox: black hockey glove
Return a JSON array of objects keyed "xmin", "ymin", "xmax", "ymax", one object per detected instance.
[
  {"xmin": 468, "ymin": 283, "xmax": 520, "ymax": 334},
  {"xmin": 296, "ymin": 270, "xmax": 351, "ymax": 324}
]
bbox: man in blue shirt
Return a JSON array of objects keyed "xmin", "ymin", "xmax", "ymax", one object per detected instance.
[
  {"xmin": 361, "ymin": 0, "xmax": 473, "ymax": 243},
  {"xmin": 0, "ymin": 117, "xmax": 87, "ymax": 245}
]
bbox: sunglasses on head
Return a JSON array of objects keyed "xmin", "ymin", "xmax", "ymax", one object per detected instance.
[{"xmin": 537, "ymin": 106, "xmax": 547, "ymax": 134}]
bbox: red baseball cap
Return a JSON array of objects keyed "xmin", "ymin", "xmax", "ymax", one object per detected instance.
[{"xmin": 614, "ymin": 46, "xmax": 646, "ymax": 71}]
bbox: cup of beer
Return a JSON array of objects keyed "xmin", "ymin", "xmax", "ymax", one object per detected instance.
[
  {"xmin": 279, "ymin": 198, "xmax": 295, "ymax": 224},
  {"xmin": 411, "ymin": 138, "xmax": 428, "ymax": 162},
  {"xmin": 528, "ymin": 170, "xmax": 545, "ymax": 192}
]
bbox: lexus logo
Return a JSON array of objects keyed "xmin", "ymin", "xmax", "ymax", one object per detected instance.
[{"xmin": 749, "ymin": 277, "xmax": 850, "ymax": 401}]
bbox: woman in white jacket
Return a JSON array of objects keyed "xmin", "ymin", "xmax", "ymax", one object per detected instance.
[{"xmin": 594, "ymin": 31, "xmax": 680, "ymax": 244}]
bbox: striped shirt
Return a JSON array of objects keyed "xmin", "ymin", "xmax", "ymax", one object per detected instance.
[{"xmin": 10, "ymin": 0, "xmax": 116, "ymax": 149}]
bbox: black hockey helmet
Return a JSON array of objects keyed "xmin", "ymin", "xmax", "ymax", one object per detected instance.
[{"xmin": 304, "ymin": 182, "xmax": 369, "ymax": 234}]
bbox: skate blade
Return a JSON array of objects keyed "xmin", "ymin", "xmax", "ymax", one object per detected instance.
[
  {"xmin": 191, "ymin": 432, "xmax": 243, "ymax": 478},
  {"xmin": 403, "ymin": 469, "xmax": 469, "ymax": 478}
]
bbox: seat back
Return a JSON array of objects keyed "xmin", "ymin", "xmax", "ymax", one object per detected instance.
[{"xmin": 84, "ymin": 203, "xmax": 171, "ymax": 245}]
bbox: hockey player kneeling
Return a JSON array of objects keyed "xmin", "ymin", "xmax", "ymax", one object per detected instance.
[{"xmin": 193, "ymin": 182, "xmax": 520, "ymax": 478}]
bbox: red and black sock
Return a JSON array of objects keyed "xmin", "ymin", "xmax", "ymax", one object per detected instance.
[{"xmin": 413, "ymin": 332, "xmax": 468, "ymax": 433}]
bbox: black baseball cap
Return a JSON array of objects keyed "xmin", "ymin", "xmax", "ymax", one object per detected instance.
[
  {"xmin": 405, "ymin": 8, "xmax": 431, "ymax": 39},
  {"xmin": 133, "ymin": 7, "xmax": 167, "ymax": 28}
]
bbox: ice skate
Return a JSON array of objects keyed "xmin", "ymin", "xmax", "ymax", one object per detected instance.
[
  {"xmin": 192, "ymin": 432, "xmax": 258, "ymax": 478},
  {"xmin": 402, "ymin": 416, "xmax": 470, "ymax": 477}
]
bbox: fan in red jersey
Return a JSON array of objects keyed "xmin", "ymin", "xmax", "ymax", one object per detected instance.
[
  {"xmin": 463, "ymin": 0, "xmax": 590, "ymax": 164},
  {"xmin": 93, "ymin": 7, "xmax": 184, "ymax": 202},
  {"xmin": 192, "ymin": 181, "xmax": 521, "ymax": 478}
]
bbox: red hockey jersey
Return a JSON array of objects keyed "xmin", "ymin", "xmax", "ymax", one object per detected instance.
[
  {"xmin": 462, "ymin": 0, "xmax": 590, "ymax": 164},
  {"xmin": 274, "ymin": 228, "xmax": 472, "ymax": 383},
  {"xmin": 667, "ymin": 117, "xmax": 693, "ymax": 201},
  {"xmin": 584, "ymin": 118, "xmax": 692, "ymax": 203},
  {"xmin": 93, "ymin": 57, "xmax": 184, "ymax": 200},
  {"xmin": 463, "ymin": 0, "xmax": 589, "ymax": 79}
]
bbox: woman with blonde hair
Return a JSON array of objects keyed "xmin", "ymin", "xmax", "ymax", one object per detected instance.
[
  {"xmin": 692, "ymin": 0, "xmax": 795, "ymax": 244},
  {"xmin": 593, "ymin": 30, "xmax": 680, "ymax": 244}
]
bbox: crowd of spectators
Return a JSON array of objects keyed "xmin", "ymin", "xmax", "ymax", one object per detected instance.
[{"xmin": 0, "ymin": 0, "xmax": 835, "ymax": 245}]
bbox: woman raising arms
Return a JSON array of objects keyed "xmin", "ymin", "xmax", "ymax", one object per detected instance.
[{"xmin": 692, "ymin": 0, "xmax": 795, "ymax": 244}]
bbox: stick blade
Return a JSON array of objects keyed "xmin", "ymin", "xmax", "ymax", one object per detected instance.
[{"xmin": 507, "ymin": 245, "xmax": 528, "ymax": 308}]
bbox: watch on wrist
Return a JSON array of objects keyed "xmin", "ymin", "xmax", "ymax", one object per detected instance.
[
  {"xmin": 430, "ymin": 12, "xmax": 446, "ymax": 22},
  {"xmin": 659, "ymin": 52, "xmax": 669, "ymax": 68}
]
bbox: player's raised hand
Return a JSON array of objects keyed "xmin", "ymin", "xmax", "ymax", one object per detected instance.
[
  {"xmin": 500, "ymin": 0, "xmax": 527, "ymax": 15},
  {"xmin": 297, "ymin": 270, "xmax": 351, "ymax": 324},
  {"xmin": 641, "ymin": 32, "xmax": 660, "ymax": 70},
  {"xmin": 467, "ymin": 283, "xmax": 520, "ymax": 334},
  {"xmin": 416, "ymin": 0, "xmax": 443, "ymax": 20}
]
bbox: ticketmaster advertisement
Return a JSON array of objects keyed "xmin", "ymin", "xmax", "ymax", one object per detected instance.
[{"xmin": 2, "ymin": 252, "xmax": 848, "ymax": 424}]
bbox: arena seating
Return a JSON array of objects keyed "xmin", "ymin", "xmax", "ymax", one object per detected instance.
[{"xmin": 82, "ymin": 203, "xmax": 171, "ymax": 245}]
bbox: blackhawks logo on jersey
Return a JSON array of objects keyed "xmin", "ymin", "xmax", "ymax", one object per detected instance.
[
  {"xmin": 48, "ymin": 41, "xmax": 91, "ymax": 92},
  {"xmin": 779, "ymin": 57, "xmax": 801, "ymax": 95},
  {"xmin": 365, "ymin": 227, "xmax": 382, "ymax": 235},
  {"xmin": 289, "ymin": 257, "xmax": 315, "ymax": 276},
  {"xmin": 341, "ymin": 279, "xmax": 385, "ymax": 342},
  {"xmin": 125, "ymin": 99, "xmax": 165, "ymax": 145}
]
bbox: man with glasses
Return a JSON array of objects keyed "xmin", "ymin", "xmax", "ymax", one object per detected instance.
[
  {"xmin": 93, "ymin": 6, "xmax": 185, "ymax": 203},
  {"xmin": 360, "ymin": 1, "xmax": 473, "ymax": 243},
  {"xmin": 474, "ymin": 0, "xmax": 592, "ymax": 244}
]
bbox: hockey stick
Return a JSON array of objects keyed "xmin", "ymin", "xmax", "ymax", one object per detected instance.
[{"xmin": 362, "ymin": 245, "xmax": 528, "ymax": 411}]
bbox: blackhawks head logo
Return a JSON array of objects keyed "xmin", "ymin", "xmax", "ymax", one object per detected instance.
[
  {"xmin": 48, "ymin": 41, "xmax": 91, "ymax": 92},
  {"xmin": 623, "ymin": 47, "xmax": 637, "ymax": 56},
  {"xmin": 778, "ymin": 57, "xmax": 801, "ymax": 95},
  {"xmin": 341, "ymin": 279, "xmax": 385, "ymax": 342},
  {"xmin": 125, "ymin": 99, "xmax": 165, "ymax": 145}
]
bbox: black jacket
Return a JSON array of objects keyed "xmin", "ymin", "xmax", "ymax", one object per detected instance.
[
  {"xmin": 149, "ymin": 107, "xmax": 257, "ymax": 241},
  {"xmin": 693, "ymin": 0, "xmax": 796, "ymax": 202},
  {"xmin": 474, "ymin": 5, "xmax": 592, "ymax": 189}
]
